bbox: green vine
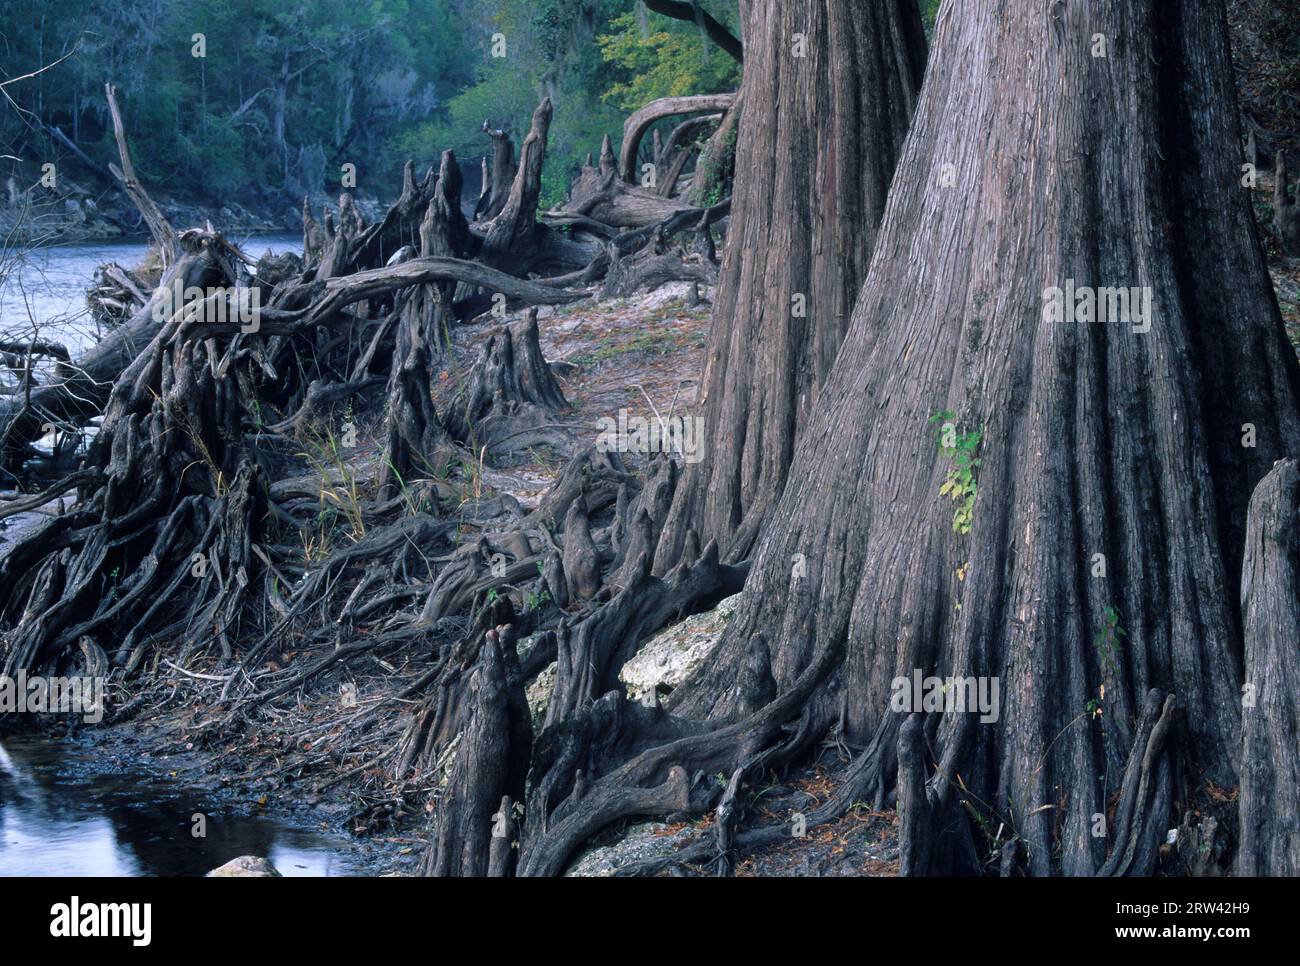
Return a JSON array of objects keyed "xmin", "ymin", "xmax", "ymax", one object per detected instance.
[
  {"xmin": 1087, "ymin": 605, "xmax": 1126, "ymax": 719},
  {"xmin": 930, "ymin": 411, "xmax": 983, "ymax": 535}
]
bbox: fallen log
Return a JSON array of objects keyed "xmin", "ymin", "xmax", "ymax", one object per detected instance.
[
  {"xmin": 0, "ymin": 339, "xmax": 69, "ymax": 361},
  {"xmin": 561, "ymin": 135, "xmax": 697, "ymax": 229}
]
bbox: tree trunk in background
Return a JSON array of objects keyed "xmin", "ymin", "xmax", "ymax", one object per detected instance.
[
  {"xmin": 1236, "ymin": 458, "xmax": 1300, "ymax": 876},
  {"xmin": 670, "ymin": 0, "xmax": 1300, "ymax": 876},
  {"xmin": 653, "ymin": 0, "xmax": 927, "ymax": 573},
  {"xmin": 274, "ymin": 52, "xmax": 290, "ymax": 185}
]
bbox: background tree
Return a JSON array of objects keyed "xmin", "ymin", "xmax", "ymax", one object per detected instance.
[{"xmin": 652, "ymin": 0, "xmax": 927, "ymax": 572}]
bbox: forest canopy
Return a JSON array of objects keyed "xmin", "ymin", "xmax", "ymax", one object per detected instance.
[{"xmin": 0, "ymin": 0, "xmax": 772, "ymax": 213}]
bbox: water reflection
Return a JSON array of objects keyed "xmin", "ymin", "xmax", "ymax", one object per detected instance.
[{"xmin": 0, "ymin": 735, "xmax": 356, "ymax": 876}]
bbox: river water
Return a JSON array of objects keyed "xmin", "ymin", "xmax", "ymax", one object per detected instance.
[
  {"xmin": 0, "ymin": 234, "xmax": 366, "ymax": 877},
  {"xmin": 0, "ymin": 734, "xmax": 359, "ymax": 876},
  {"xmin": 0, "ymin": 233, "xmax": 302, "ymax": 356}
]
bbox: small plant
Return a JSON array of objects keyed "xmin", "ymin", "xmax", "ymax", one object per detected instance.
[
  {"xmin": 1087, "ymin": 606, "xmax": 1125, "ymax": 719},
  {"xmin": 930, "ymin": 410, "xmax": 982, "ymax": 535},
  {"xmin": 1094, "ymin": 605, "xmax": 1125, "ymax": 675},
  {"xmin": 296, "ymin": 418, "xmax": 368, "ymax": 557}
]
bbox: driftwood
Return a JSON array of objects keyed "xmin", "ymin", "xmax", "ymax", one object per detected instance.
[
  {"xmin": 105, "ymin": 83, "xmax": 178, "ymax": 265},
  {"xmin": 560, "ymin": 136, "xmax": 696, "ymax": 230},
  {"xmin": 618, "ymin": 93, "xmax": 736, "ymax": 184}
]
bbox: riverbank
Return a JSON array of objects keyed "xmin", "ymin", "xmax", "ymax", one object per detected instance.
[
  {"xmin": 0, "ymin": 725, "xmax": 397, "ymax": 876},
  {"xmin": 0, "ymin": 176, "xmax": 382, "ymax": 247},
  {"xmin": 0, "ymin": 282, "xmax": 717, "ymax": 876}
]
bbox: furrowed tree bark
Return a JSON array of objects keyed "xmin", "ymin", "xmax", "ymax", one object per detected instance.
[
  {"xmin": 653, "ymin": 0, "xmax": 927, "ymax": 572},
  {"xmin": 668, "ymin": 0, "xmax": 1300, "ymax": 877},
  {"xmin": 480, "ymin": 100, "xmax": 552, "ymax": 265},
  {"xmin": 422, "ymin": 625, "xmax": 533, "ymax": 877},
  {"xmin": 480, "ymin": 121, "xmax": 518, "ymax": 222}
]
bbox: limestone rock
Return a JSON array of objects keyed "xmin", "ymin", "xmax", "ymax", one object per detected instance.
[{"xmin": 206, "ymin": 855, "xmax": 282, "ymax": 877}]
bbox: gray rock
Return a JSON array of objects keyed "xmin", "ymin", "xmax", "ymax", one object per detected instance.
[
  {"xmin": 619, "ymin": 593, "xmax": 741, "ymax": 700},
  {"xmin": 206, "ymin": 855, "xmax": 282, "ymax": 877},
  {"xmin": 525, "ymin": 660, "xmax": 557, "ymax": 729}
]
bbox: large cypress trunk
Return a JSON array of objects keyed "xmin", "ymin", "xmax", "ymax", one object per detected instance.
[
  {"xmin": 651, "ymin": 0, "xmax": 927, "ymax": 572},
  {"xmin": 669, "ymin": 0, "xmax": 1300, "ymax": 875}
]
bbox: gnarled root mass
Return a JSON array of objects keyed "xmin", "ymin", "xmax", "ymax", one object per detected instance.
[{"xmin": 0, "ymin": 83, "xmax": 752, "ymax": 876}]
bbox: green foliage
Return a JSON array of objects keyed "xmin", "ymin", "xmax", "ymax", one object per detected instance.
[
  {"xmin": 1, "ymin": 0, "xmax": 475, "ymax": 206},
  {"xmin": 930, "ymin": 411, "xmax": 982, "ymax": 535},
  {"xmin": 2, "ymin": 0, "xmax": 739, "ymax": 218},
  {"xmin": 595, "ymin": 12, "xmax": 740, "ymax": 113},
  {"xmin": 920, "ymin": 0, "xmax": 943, "ymax": 32}
]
